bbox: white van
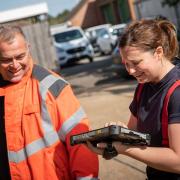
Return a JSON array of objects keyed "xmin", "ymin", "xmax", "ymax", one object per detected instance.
[{"xmin": 51, "ymin": 26, "xmax": 94, "ymax": 66}]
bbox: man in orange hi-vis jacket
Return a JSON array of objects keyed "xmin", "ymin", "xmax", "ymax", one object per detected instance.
[{"xmin": 0, "ymin": 25, "xmax": 99, "ymax": 180}]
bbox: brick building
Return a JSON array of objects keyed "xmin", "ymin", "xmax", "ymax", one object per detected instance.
[{"xmin": 66, "ymin": 0, "xmax": 136, "ymax": 29}]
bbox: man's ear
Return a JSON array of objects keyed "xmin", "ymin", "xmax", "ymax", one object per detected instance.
[{"xmin": 154, "ymin": 46, "xmax": 163, "ymax": 60}]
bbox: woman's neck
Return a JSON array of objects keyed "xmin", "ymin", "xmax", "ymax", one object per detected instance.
[{"xmin": 158, "ymin": 60, "xmax": 175, "ymax": 82}]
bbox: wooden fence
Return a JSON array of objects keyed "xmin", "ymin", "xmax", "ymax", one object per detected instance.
[{"xmin": 22, "ymin": 22, "xmax": 58, "ymax": 71}]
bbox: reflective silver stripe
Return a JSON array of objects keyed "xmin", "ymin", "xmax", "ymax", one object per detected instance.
[
  {"xmin": 39, "ymin": 74, "xmax": 60, "ymax": 132},
  {"xmin": 40, "ymin": 74, "xmax": 61, "ymax": 98},
  {"xmin": 8, "ymin": 131, "xmax": 59, "ymax": 163},
  {"xmin": 77, "ymin": 177, "xmax": 99, "ymax": 180},
  {"xmin": 58, "ymin": 107, "xmax": 86, "ymax": 141}
]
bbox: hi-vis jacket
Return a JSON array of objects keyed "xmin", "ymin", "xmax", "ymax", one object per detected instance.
[{"xmin": 0, "ymin": 61, "xmax": 99, "ymax": 180}]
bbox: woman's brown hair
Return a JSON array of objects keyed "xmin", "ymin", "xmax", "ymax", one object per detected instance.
[{"xmin": 119, "ymin": 19, "xmax": 179, "ymax": 60}]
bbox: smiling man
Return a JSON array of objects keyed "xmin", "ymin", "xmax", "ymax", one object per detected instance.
[
  {"xmin": 0, "ymin": 25, "xmax": 99, "ymax": 180},
  {"xmin": 0, "ymin": 28, "xmax": 30, "ymax": 83}
]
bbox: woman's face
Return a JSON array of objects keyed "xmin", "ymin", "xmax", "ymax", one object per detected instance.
[{"xmin": 120, "ymin": 46, "xmax": 163, "ymax": 83}]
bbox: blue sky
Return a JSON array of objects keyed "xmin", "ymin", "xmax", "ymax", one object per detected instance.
[{"xmin": 0, "ymin": 0, "xmax": 81, "ymax": 17}]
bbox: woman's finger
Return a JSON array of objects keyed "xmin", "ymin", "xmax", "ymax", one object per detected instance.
[
  {"xmin": 117, "ymin": 121, "xmax": 128, "ymax": 128},
  {"xmin": 86, "ymin": 141, "xmax": 104, "ymax": 155},
  {"xmin": 105, "ymin": 123, "xmax": 109, "ymax": 127},
  {"xmin": 110, "ymin": 121, "xmax": 117, "ymax": 126},
  {"xmin": 97, "ymin": 142, "xmax": 108, "ymax": 149},
  {"xmin": 105, "ymin": 122, "xmax": 117, "ymax": 127}
]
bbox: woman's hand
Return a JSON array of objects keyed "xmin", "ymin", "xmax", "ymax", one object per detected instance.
[
  {"xmin": 86, "ymin": 141, "xmax": 106, "ymax": 156},
  {"xmin": 105, "ymin": 121, "xmax": 128, "ymax": 128},
  {"xmin": 112, "ymin": 141, "xmax": 129, "ymax": 154},
  {"xmin": 86, "ymin": 141, "xmax": 118, "ymax": 160},
  {"xmin": 86, "ymin": 141, "xmax": 129, "ymax": 159},
  {"xmin": 86, "ymin": 121, "xmax": 129, "ymax": 155}
]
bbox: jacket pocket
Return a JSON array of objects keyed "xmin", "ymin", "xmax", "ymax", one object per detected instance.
[{"xmin": 23, "ymin": 104, "xmax": 40, "ymax": 114}]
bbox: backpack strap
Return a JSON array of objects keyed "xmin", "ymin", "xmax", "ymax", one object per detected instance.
[{"xmin": 161, "ymin": 80, "xmax": 180, "ymax": 146}]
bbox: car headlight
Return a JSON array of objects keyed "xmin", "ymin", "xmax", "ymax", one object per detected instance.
[
  {"xmin": 56, "ymin": 47, "xmax": 65, "ymax": 53},
  {"xmin": 80, "ymin": 41, "xmax": 90, "ymax": 47}
]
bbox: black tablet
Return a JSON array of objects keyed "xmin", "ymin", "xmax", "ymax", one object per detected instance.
[{"xmin": 70, "ymin": 125, "xmax": 151, "ymax": 146}]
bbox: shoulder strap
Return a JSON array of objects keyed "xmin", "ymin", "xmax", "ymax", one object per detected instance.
[
  {"xmin": 161, "ymin": 80, "xmax": 180, "ymax": 146},
  {"xmin": 136, "ymin": 83, "xmax": 144, "ymax": 124},
  {"xmin": 136, "ymin": 83, "xmax": 144, "ymax": 103},
  {"xmin": 32, "ymin": 64, "xmax": 68, "ymax": 98}
]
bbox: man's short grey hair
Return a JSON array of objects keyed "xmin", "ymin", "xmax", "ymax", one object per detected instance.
[{"xmin": 0, "ymin": 25, "xmax": 26, "ymax": 43}]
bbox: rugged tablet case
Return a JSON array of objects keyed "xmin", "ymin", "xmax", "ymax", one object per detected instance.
[{"xmin": 70, "ymin": 125, "xmax": 151, "ymax": 146}]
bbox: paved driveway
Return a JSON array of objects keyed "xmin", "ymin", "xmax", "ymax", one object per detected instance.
[{"xmin": 60, "ymin": 56, "xmax": 146, "ymax": 180}]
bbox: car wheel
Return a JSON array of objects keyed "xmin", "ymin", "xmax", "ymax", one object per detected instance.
[
  {"xmin": 100, "ymin": 51, "xmax": 105, "ymax": 56},
  {"xmin": 89, "ymin": 57, "xmax": 93, "ymax": 63}
]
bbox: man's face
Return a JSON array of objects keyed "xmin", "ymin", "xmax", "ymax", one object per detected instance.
[{"xmin": 0, "ymin": 34, "xmax": 31, "ymax": 83}]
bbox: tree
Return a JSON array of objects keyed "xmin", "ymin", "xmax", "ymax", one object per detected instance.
[
  {"xmin": 162, "ymin": 0, "xmax": 180, "ymax": 6},
  {"xmin": 48, "ymin": 10, "xmax": 70, "ymax": 25}
]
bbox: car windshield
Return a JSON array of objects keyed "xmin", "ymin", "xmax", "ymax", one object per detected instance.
[
  {"xmin": 96, "ymin": 28, "xmax": 109, "ymax": 37},
  {"xmin": 112, "ymin": 27, "xmax": 126, "ymax": 36},
  {"xmin": 54, "ymin": 30, "xmax": 83, "ymax": 43}
]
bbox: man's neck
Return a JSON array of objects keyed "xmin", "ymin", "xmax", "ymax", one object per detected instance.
[{"xmin": 0, "ymin": 75, "xmax": 11, "ymax": 87}]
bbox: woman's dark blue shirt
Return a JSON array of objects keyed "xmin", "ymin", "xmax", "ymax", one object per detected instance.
[{"xmin": 129, "ymin": 65, "xmax": 180, "ymax": 179}]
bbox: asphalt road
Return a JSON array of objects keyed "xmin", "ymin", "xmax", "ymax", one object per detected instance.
[{"xmin": 60, "ymin": 56, "xmax": 147, "ymax": 180}]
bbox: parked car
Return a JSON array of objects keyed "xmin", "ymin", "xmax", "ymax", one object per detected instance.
[
  {"xmin": 85, "ymin": 24, "xmax": 118, "ymax": 55},
  {"xmin": 51, "ymin": 26, "xmax": 94, "ymax": 66},
  {"xmin": 111, "ymin": 23, "xmax": 127, "ymax": 38},
  {"xmin": 85, "ymin": 26, "xmax": 103, "ymax": 53},
  {"xmin": 111, "ymin": 45, "xmax": 130, "ymax": 77}
]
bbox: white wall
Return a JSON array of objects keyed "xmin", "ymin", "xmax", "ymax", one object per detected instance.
[{"xmin": 134, "ymin": 0, "xmax": 180, "ymax": 27}]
